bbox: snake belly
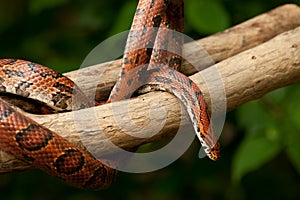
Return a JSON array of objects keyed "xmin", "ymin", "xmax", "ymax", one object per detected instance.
[
  {"xmin": 0, "ymin": 59, "xmax": 116, "ymax": 189},
  {"xmin": 108, "ymin": 0, "xmax": 220, "ymax": 160}
]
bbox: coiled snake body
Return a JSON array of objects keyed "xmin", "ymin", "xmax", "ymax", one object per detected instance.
[{"xmin": 0, "ymin": 0, "xmax": 220, "ymax": 189}]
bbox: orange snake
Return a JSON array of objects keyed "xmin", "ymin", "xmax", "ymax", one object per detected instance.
[{"xmin": 0, "ymin": 0, "xmax": 220, "ymax": 189}]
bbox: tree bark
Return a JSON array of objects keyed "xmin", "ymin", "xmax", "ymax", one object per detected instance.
[{"xmin": 0, "ymin": 4, "xmax": 300, "ymax": 173}]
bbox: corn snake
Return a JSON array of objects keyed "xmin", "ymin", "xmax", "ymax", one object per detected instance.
[{"xmin": 0, "ymin": 0, "xmax": 220, "ymax": 189}]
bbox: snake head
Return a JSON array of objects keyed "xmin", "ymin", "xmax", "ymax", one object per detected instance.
[{"xmin": 208, "ymin": 142, "xmax": 221, "ymax": 161}]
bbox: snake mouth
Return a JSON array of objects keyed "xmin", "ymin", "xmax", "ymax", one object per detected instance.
[{"xmin": 209, "ymin": 142, "xmax": 221, "ymax": 161}]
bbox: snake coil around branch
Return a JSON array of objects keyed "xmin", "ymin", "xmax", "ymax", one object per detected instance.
[{"xmin": 0, "ymin": 3, "xmax": 299, "ymax": 187}]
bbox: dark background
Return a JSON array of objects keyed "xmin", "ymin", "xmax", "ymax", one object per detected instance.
[{"xmin": 0, "ymin": 0, "xmax": 299, "ymax": 199}]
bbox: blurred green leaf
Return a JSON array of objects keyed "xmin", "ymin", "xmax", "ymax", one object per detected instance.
[
  {"xmin": 283, "ymin": 85, "xmax": 300, "ymax": 173},
  {"xmin": 186, "ymin": 0, "xmax": 230, "ymax": 34},
  {"xmin": 28, "ymin": 0, "xmax": 69, "ymax": 14},
  {"xmin": 264, "ymin": 87, "xmax": 287, "ymax": 104},
  {"xmin": 108, "ymin": 1, "xmax": 136, "ymax": 35},
  {"xmin": 237, "ymin": 101, "xmax": 273, "ymax": 136},
  {"xmin": 286, "ymin": 134, "xmax": 300, "ymax": 174},
  {"xmin": 284, "ymin": 85, "xmax": 300, "ymax": 127},
  {"xmin": 232, "ymin": 135, "xmax": 281, "ymax": 183},
  {"xmin": 285, "ymin": 127, "xmax": 300, "ymax": 174},
  {"xmin": 234, "ymin": 87, "xmax": 297, "ymax": 182}
]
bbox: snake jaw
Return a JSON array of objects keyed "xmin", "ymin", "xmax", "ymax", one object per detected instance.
[{"xmin": 208, "ymin": 142, "xmax": 221, "ymax": 161}]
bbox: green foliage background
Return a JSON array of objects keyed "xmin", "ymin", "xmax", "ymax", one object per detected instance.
[{"xmin": 0, "ymin": 0, "xmax": 299, "ymax": 199}]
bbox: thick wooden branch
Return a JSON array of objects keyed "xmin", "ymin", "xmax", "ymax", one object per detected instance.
[
  {"xmin": 0, "ymin": 4, "xmax": 300, "ymax": 173},
  {"xmin": 65, "ymin": 4, "xmax": 300, "ymax": 102}
]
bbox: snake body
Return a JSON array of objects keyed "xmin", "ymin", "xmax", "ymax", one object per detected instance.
[
  {"xmin": 0, "ymin": 0, "xmax": 220, "ymax": 189},
  {"xmin": 0, "ymin": 59, "xmax": 116, "ymax": 189},
  {"xmin": 109, "ymin": 0, "xmax": 220, "ymax": 160}
]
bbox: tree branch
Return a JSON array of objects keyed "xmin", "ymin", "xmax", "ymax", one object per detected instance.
[{"xmin": 0, "ymin": 4, "xmax": 299, "ymax": 173}]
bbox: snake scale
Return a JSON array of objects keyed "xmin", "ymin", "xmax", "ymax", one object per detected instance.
[{"xmin": 0, "ymin": 0, "xmax": 220, "ymax": 189}]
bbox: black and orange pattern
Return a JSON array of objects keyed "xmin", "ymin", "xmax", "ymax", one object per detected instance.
[{"xmin": 0, "ymin": 0, "xmax": 220, "ymax": 190}]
